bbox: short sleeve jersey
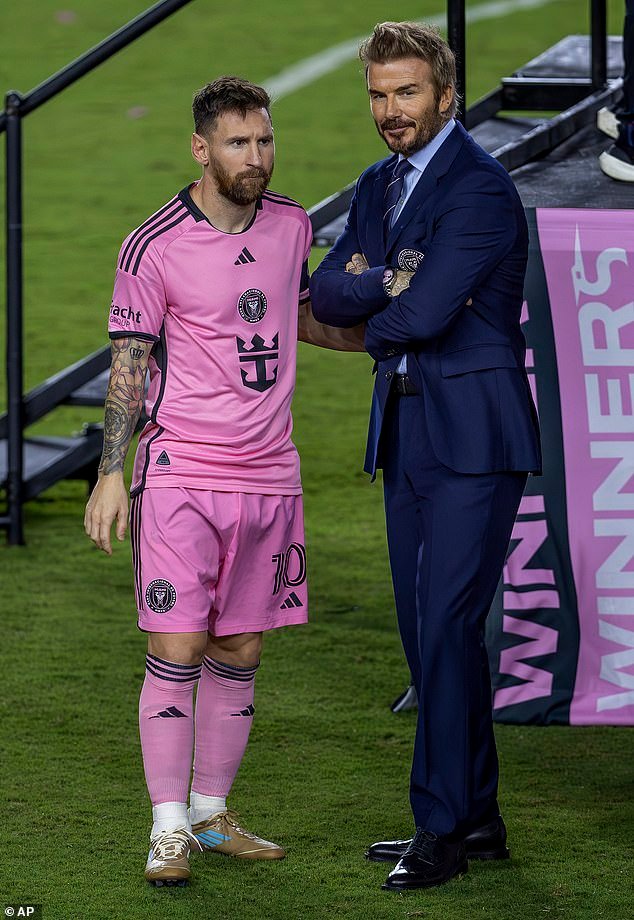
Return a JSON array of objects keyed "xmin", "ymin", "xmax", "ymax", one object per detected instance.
[{"xmin": 108, "ymin": 184, "xmax": 312, "ymax": 495}]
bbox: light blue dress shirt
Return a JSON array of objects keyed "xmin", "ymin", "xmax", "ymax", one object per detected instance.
[{"xmin": 391, "ymin": 118, "xmax": 456, "ymax": 226}]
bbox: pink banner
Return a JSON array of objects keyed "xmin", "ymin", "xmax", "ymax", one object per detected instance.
[{"xmin": 537, "ymin": 209, "xmax": 634, "ymax": 725}]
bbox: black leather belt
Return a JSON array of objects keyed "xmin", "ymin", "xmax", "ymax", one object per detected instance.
[{"xmin": 393, "ymin": 373, "xmax": 419, "ymax": 396}]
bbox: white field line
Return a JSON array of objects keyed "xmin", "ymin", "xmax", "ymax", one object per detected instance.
[{"xmin": 264, "ymin": 0, "xmax": 559, "ymax": 101}]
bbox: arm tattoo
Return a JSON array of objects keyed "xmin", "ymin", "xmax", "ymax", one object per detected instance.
[{"xmin": 99, "ymin": 338, "xmax": 148, "ymax": 475}]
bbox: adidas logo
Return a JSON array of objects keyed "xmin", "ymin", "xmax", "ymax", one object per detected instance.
[
  {"xmin": 195, "ymin": 829, "xmax": 232, "ymax": 848},
  {"xmin": 149, "ymin": 706, "xmax": 187, "ymax": 719},
  {"xmin": 156, "ymin": 450, "xmax": 171, "ymax": 466},
  {"xmin": 231, "ymin": 704, "xmax": 255, "ymax": 717},
  {"xmin": 280, "ymin": 592, "xmax": 303, "ymax": 610},
  {"xmin": 234, "ymin": 247, "xmax": 256, "ymax": 265}
]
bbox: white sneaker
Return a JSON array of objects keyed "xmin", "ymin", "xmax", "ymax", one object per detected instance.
[
  {"xmin": 597, "ymin": 107, "xmax": 620, "ymax": 139},
  {"xmin": 144, "ymin": 827, "xmax": 201, "ymax": 887},
  {"xmin": 599, "ymin": 143, "xmax": 634, "ymax": 182}
]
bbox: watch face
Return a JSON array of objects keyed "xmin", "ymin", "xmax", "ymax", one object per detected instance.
[{"xmin": 383, "ymin": 268, "xmax": 395, "ymax": 285}]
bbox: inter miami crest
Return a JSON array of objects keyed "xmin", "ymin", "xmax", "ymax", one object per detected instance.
[
  {"xmin": 145, "ymin": 579, "xmax": 177, "ymax": 613},
  {"xmin": 238, "ymin": 288, "xmax": 267, "ymax": 323},
  {"xmin": 397, "ymin": 249, "xmax": 425, "ymax": 271}
]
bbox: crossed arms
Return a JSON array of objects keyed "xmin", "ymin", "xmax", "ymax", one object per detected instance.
[{"xmin": 310, "ymin": 173, "xmax": 517, "ymax": 355}]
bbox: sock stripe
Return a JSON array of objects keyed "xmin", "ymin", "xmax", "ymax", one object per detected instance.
[
  {"xmin": 146, "ymin": 663, "xmax": 201, "ymax": 683},
  {"xmin": 202, "ymin": 656, "xmax": 258, "ymax": 682},
  {"xmin": 203, "ymin": 661, "xmax": 254, "ymax": 682},
  {"xmin": 146, "ymin": 660, "xmax": 202, "ymax": 677},
  {"xmin": 205, "ymin": 655, "xmax": 260, "ymax": 674},
  {"xmin": 147, "ymin": 654, "xmax": 202, "ymax": 673},
  {"xmin": 146, "ymin": 655, "xmax": 202, "ymax": 683}
]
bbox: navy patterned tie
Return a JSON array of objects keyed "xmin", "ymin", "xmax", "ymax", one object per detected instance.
[{"xmin": 383, "ymin": 158, "xmax": 412, "ymax": 242}]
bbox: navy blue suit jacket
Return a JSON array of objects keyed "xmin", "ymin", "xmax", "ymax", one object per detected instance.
[{"xmin": 310, "ymin": 122, "xmax": 541, "ymax": 476}]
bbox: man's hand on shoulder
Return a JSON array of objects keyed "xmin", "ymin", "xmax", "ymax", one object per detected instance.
[{"xmin": 84, "ymin": 472, "xmax": 129, "ymax": 555}]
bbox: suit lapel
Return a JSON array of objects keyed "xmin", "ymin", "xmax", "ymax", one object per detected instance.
[
  {"xmin": 367, "ymin": 156, "xmax": 397, "ymax": 264},
  {"xmin": 367, "ymin": 167, "xmax": 395, "ymax": 266}
]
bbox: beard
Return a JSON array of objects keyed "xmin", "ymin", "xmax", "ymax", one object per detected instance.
[
  {"xmin": 210, "ymin": 158, "xmax": 273, "ymax": 205},
  {"xmin": 376, "ymin": 107, "xmax": 446, "ymax": 156}
]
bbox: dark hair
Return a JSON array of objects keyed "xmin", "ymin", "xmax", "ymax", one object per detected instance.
[
  {"xmin": 192, "ymin": 76, "xmax": 271, "ymax": 135},
  {"xmin": 359, "ymin": 21, "xmax": 458, "ymax": 119}
]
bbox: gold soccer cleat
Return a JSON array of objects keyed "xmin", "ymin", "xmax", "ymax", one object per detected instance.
[
  {"xmin": 144, "ymin": 827, "xmax": 202, "ymax": 887},
  {"xmin": 192, "ymin": 810, "xmax": 285, "ymax": 860}
]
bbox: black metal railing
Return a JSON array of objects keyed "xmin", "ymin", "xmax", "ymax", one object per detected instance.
[
  {"xmin": 448, "ymin": 0, "xmax": 466, "ymax": 121},
  {"xmin": 1, "ymin": 0, "xmax": 194, "ymax": 544},
  {"xmin": 4, "ymin": 92, "xmax": 24, "ymax": 544},
  {"xmin": 591, "ymin": 0, "xmax": 608, "ymax": 89},
  {"xmin": 446, "ymin": 0, "xmax": 608, "ymax": 119}
]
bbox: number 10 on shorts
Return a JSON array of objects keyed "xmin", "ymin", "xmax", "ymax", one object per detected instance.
[{"xmin": 271, "ymin": 543, "xmax": 307, "ymax": 595}]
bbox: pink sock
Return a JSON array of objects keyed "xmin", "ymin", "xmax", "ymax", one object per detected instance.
[
  {"xmin": 192, "ymin": 656, "xmax": 258, "ymax": 798},
  {"xmin": 139, "ymin": 654, "xmax": 201, "ymax": 806}
]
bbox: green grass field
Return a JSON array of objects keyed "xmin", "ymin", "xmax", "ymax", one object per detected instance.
[{"xmin": 1, "ymin": 2, "xmax": 633, "ymax": 918}]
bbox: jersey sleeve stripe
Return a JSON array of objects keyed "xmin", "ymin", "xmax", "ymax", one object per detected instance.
[
  {"xmin": 108, "ymin": 331, "xmax": 159, "ymax": 342},
  {"xmin": 130, "ymin": 210, "xmax": 189, "ymax": 276},
  {"xmin": 118, "ymin": 196, "xmax": 179, "ymax": 271},
  {"xmin": 122, "ymin": 202, "xmax": 187, "ymax": 274}
]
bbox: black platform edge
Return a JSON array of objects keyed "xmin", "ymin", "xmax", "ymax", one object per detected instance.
[
  {"xmin": 0, "ymin": 426, "xmax": 103, "ymax": 507},
  {"xmin": 0, "ymin": 345, "xmax": 110, "ymax": 438}
]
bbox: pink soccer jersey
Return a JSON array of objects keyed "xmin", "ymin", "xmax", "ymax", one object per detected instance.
[{"xmin": 108, "ymin": 184, "xmax": 312, "ymax": 495}]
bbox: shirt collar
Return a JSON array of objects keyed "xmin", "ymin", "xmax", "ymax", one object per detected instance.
[{"xmin": 399, "ymin": 118, "xmax": 456, "ymax": 175}]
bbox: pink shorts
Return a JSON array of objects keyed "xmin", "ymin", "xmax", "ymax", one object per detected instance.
[{"xmin": 130, "ymin": 488, "xmax": 308, "ymax": 635}]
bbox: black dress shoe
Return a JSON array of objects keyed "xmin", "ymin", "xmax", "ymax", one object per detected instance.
[
  {"xmin": 381, "ymin": 830, "xmax": 467, "ymax": 891},
  {"xmin": 365, "ymin": 836, "xmax": 412, "ymax": 862},
  {"xmin": 464, "ymin": 816, "xmax": 509, "ymax": 860},
  {"xmin": 366, "ymin": 814, "xmax": 509, "ymax": 862}
]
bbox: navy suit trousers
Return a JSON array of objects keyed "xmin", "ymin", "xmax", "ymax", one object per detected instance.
[{"xmin": 382, "ymin": 391, "xmax": 527, "ymax": 837}]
